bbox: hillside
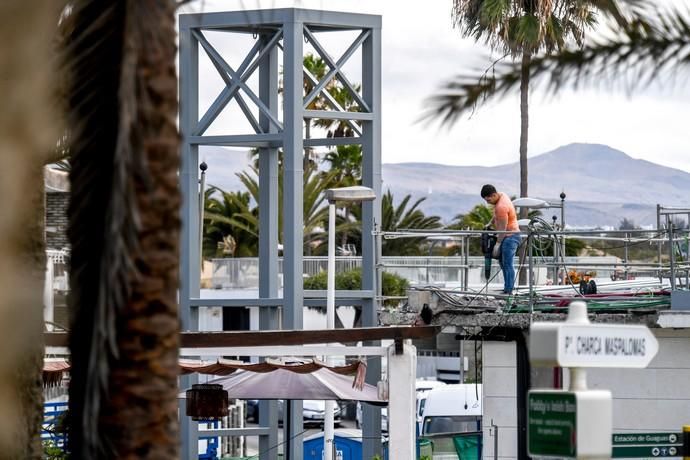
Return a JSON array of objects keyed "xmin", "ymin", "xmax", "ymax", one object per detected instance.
[
  {"xmin": 199, "ymin": 143, "xmax": 690, "ymax": 227},
  {"xmin": 383, "ymin": 143, "xmax": 690, "ymax": 226}
]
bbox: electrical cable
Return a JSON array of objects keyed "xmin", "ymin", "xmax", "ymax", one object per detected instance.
[{"xmin": 391, "ymin": 224, "xmax": 672, "ymax": 322}]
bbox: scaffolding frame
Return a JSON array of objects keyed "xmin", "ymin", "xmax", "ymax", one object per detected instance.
[{"xmin": 178, "ymin": 9, "xmax": 382, "ymax": 460}]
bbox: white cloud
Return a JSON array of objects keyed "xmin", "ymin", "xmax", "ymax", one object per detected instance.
[{"xmin": 181, "ymin": 0, "xmax": 690, "ymax": 173}]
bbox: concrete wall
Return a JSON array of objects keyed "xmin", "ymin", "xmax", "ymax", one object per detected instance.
[
  {"xmin": 46, "ymin": 192, "xmax": 69, "ymax": 249},
  {"xmin": 580, "ymin": 328, "xmax": 690, "ymax": 432},
  {"xmin": 482, "ymin": 328, "xmax": 690, "ymax": 460},
  {"xmin": 482, "ymin": 341, "xmax": 517, "ymax": 460}
]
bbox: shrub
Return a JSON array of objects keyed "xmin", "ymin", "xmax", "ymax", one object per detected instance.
[{"xmin": 303, "ymin": 268, "xmax": 409, "ymax": 305}]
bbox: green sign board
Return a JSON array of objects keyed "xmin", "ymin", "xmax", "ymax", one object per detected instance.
[
  {"xmin": 612, "ymin": 445, "xmax": 681, "ymax": 458},
  {"xmin": 528, "ymin": 392, "xmax": 577, "ymax": 458},
  {"xmin": 612, "ymin": 432, "xmax": 683, "ymax": 458}
]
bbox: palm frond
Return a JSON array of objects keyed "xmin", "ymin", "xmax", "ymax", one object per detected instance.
[
  {"xmin": 65, "ymin": 1, "xmax": 133, "ymax": 457},
  {"xmin": 423, "ymin": 6, "xmax": 690, "ymax": 127}
]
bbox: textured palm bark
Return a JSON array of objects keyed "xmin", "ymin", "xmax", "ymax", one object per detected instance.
[
  {"xmin": 97, "ymin": 1, "xmax": 181, "ymax": 458},
  {"xmin": 66, "ymin": 0, "xmax": 180, "ymax": 457},
  {"xmin": 518, "ymin": 51, "xmax": 531, "ymax": 286},
  {"xmin": 0, "ymin": 1, "xmax": 58, "ymax": 457},
  {"xmin": 518, "ymin": 50, "xmax": 531, "ymax": 216}
]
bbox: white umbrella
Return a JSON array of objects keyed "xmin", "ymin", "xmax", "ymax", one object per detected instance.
[{"xmin": 181, "ymin": 367, "xmax": 385, "ymax": 405}]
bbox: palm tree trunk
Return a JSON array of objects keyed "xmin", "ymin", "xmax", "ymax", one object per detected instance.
[
  {"xmin": 518, "ymin": 51, "xmax": 531, "ymax": 286},
  {"xmin": 0, "ymin": 2, "xmax": 59, "ymax": 458},
  {"xmin": 519, "ymin": 51, "xmax": 530, "ymax": 210},
  {"xmin": 66, "ymin": 1, "xmax": 180, "ymax": 457},
  {"xmin": 100, "ymin": 2, "xmax": 181, "ymax": 457}
]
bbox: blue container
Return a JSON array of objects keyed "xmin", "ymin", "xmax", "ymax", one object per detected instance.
[{"xmin": 303, "ymin": 429, "xmax": 364, "ymax": 460}]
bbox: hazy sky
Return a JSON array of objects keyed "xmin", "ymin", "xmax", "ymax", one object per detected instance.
[{"xmin": 181, "ymin": 0, "xmax": 690, "ymax": 172}]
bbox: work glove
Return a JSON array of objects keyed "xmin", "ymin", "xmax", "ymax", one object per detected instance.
[{"xmin": 492, "ymin": 241, "xmax": 501, "ymax": 259}]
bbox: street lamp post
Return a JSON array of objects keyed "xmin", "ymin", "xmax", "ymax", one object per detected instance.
[{"xmin": 324, "ymin": 186, "xmax": 376, "ymax": 460}]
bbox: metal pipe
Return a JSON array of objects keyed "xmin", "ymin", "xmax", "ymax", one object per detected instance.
[
  {"xmin": 380, "ymin": 228, "xmax": 677, "ymax": 238},
  {"xmin": 459, "ymin": 339, "xmax": 465, "ymax": 383},
  {"xmin": 493, "ymin": 421, "xmax": 499, "ymax": 460},
  {"xmin": 375, "ymin": 222, "xmax": 382, "ymax": 307},
  {"xmin": 528, "ymin": 233, "xmax": 534, "ymax": 315},
  {"xmin": 199, "ymin": 162, "xmax": 207, "ymax": 266},
  {"xmin": 560, "ymin": 193, "xmax": 566, "ymax": 272},
  {"xmin": 658, "ymin": 204, "xmax": 663, "ymax": 276},
  {"xmin": 658, "ymin": 206, "xmax": 690, "ymax": 213},
  {"xmin": 624, "ymin": 232, "xmax": 629, "ymax": 280},
  {"xmin": 552, "ymin": 218, "xmax": 558, "ymax": 285},
  {"xmin": 463, "ymin": 235, "xmax": 469, "ymax": 291},
  {"xmin": 669, "ymin": 216, "xmax": 676, "ymax": 290},
  {"xmin": 324, "ymin": 202, "xmax": 336, "ymax": 460}
]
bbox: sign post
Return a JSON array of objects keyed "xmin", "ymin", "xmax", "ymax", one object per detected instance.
[{"xmin": 528, "ymin": 301, "xmax": 660, "ymax": 459}]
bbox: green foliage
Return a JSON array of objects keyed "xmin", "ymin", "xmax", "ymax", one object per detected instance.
[
  {"xmin": 587, "ymin": 232, "xmax": 661, "ymax": 262},
  {"xmin": 43, "ymin": 440, "xmax": 68, "ymax": 460},
  {"xmin": 233, "ymin": 157, "xmax": 337, "ymax": 254},
  {"xmin": 203, "ymin": 187, "xmax": 258, "ymax": 258},
  {"xmin": 449, "ymin": 203, "xmax": 493, "ymax": 230},
  {"xmin": 424, "ymin": 0, "xmax": 618, "ymax": 127},
  {"xmin": 302, "ymin": 52, "xmax": 361, "ymax": 139},
  {"xmin": 303, "ymin": 268, "xmax": 409, "ymax": 303},
  {"xmin": 324, "ymin": 144, "xmax": 362, "ymax": 187},
  {"xmin": 380, "ymin": 190, "xmax": 443, "ymax": 256},
  {"xmin": 565, "ymin": 238, "xmax": 586, "ymax": 257}
]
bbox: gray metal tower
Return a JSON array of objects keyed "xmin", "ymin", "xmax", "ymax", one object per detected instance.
[{"xmin": 178, "ymin": 8, "xmax": 382, "ymax": 460}]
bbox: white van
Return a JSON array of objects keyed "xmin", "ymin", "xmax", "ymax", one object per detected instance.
[
  {"xmin": 419, "ymin": 384, "xmax": 482, "ymax": 436},
  {"xmin": 415, "ymin": 379, "xmax": 447, "ymax": 434}
]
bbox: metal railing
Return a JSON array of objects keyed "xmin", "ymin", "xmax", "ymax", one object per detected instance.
[
  {"xmin": 209, "ymin": 255, "xmax": 625, "ymax": 291},
  {"xmin": 203, "ymin": 219, "xmax": 690, "ymax": 311}
]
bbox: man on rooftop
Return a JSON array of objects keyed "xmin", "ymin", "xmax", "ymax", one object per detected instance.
[{"xmin": 481, "ymin": 184, "xmax": 521, "ymax": 294}]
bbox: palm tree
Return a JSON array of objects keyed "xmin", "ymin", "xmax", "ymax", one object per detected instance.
[
  {"xmin": 324, "ymin": 144, "xmax": 362, "ymax": 187},
  {"xmin": 380, "ymin": 190, "xmax": 443, "ymax": 256},
  {"xmin": 65, "ymin": 1, "xmax": 180, "ymax": 458},
  {"xmin": 450, "ymin": 203, "xmax": 494, "ymax": 230},
  {"xmin": 323, "ymin": 144, "xmax": 363, "ymax": 247},
  {"xmin": 302, "ymin": 53, "xmax": 362, "ymax": 140},
  {"xmin": 203, "ymin": 187, "xmax": 259, "ymax": 258},
  {"xmin": 423, "ymin": 4, "xmax": 689, "ymax": 107},
  {"xmin": 314, "ymin": 83, "xmax": 362, "ymax": 138},
  {"xmin": 237, "ymin": 161, "xmax": 336, "ymax": 252},
  {"xmin": 303, "ymin": 53, "xmax": 329, "ymax": 168},
  {"xmin": 341, "ymin": 191, "xmax": 442, "ymax": 256},
  {"xmin": 426, "ymin": 0, "xmax": 621, "ymax": 212}
]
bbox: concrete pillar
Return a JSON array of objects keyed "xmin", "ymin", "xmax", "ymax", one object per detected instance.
[{"xmin": 387, "ymin": 341, "xmax": 417, "ymax": 460}]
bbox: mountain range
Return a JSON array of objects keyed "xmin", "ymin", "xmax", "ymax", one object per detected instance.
[{"xmin": 199, "ymin": 143, "xmax": 690, "ymax": 228}]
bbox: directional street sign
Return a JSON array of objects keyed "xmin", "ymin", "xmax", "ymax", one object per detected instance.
[
  {"xmin": 528, "ymin": 302, "xmax": 666, "ymax": 459},
  {"xmin": 530, "ymin": 315, "xmax": 659, "ymax": 368},
  {"xmin": 613, "ymin": 433, "xmax": 682, "ymax": 446},
  {"xmin": 612, "ymin": 433, "xmax": 683, "ymax": 458}
]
